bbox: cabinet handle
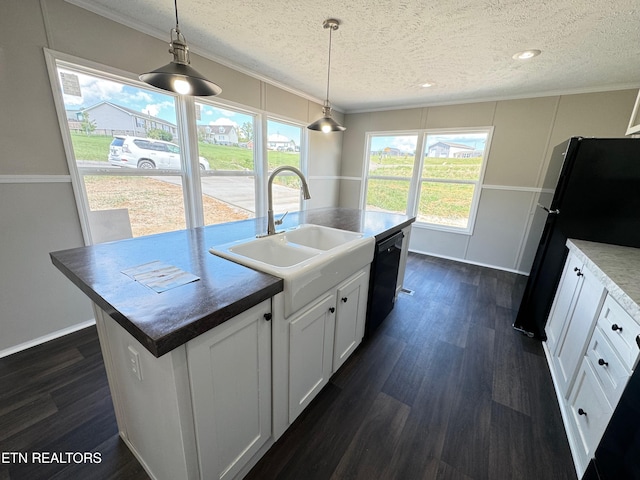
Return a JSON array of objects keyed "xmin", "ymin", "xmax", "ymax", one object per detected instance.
[
  {"xmin": 263, "ymin": 313, "xmax": 272, "ymax": 321},
  {"xmin": 573, "ymin": 266, "xmax": 583, "ymax": 277},
  {"xmin": 578, "ymin": 408, "xmax": 587, "ymax": 416},
  {"xmin": 612, "ymin": 324, "xmax": 623, "ymax": 332},
  {"xmin": 329, "ymin": 307, "xmax": 335, "ymax": 314},
  {"xmin": 342, "ymin": 297, "xmax": 348, "ymax": 303},
  {"xmin": 598, "ymin": 358, "xmax": 608, "ymax": 367}
]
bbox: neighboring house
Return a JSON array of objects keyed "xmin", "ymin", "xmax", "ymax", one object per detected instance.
[
  {"xmin": 381, "ymin": 147, "xmax": 403, "ymax": 156},
  {"xmin": 267, "ymin": 133, "xmax": 296, "ymax": 151},
  {"xmin": 77, "ymin": 101, "xmax": 178, "ymax": 139},
  {"xmin": 427, "ymin": 141, "xmax": 483, "ymax": 158},
  {"xmin": 199, "ymin": 124, "xmax": 239, "ymax": 145},
  {"xmin": 66, "ymin": 109, "xmax": 82, "ymax": 132}
]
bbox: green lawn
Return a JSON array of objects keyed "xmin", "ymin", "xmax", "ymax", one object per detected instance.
[
  {"xmin": 71, "ymin": 133, "xmax": 112, "ymax": 161},
  {"xmin": 70, "ymin": 134, "xmax": 480, "ymax": 225},
  {"xmin": 71, "ymin": 133, "xmax": 300, "ymax": 172}
]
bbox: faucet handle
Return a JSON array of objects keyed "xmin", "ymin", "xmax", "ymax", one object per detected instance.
[{"xmin": 275, "ymin": 211, "xmax": 288, "ymax": 226}]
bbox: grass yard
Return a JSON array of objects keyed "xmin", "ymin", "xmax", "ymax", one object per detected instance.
[{"xmin": 72, "ymin": 134, "xmax": 481, "ymax": 233}]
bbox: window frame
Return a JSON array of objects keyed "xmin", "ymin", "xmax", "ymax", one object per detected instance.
[
  {"xmin": 45, "ymin": 49, "xmax": 309, "ymax": 244},
  {"xmin": 362, "ymin": 127, "xmax": 493, "ymax": 235}
]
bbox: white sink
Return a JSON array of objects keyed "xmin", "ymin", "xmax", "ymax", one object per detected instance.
[
  {"xmin": 228, "ymin": 236, "xmax": 319, "ymax": 267},
  {"xmin": 210, "ymin": 224, "xmax": 375, "ymax": 317},
  {"xmin": 282, "ymin": 224, "xmax": 362, "ymax": 250}
]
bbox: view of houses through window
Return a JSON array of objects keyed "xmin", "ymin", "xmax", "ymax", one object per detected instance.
[
  {"xmin": 365, "ymin": 129, "xmax": 492, "ymax": 233},
  {"xmin": 51, "ymin": 57, "xmax": 306, "ymax": 240}
]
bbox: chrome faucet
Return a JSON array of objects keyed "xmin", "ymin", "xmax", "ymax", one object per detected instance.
[{"xmin": 266, "ymin": 166, "xmax": 311, "ymax": 235}]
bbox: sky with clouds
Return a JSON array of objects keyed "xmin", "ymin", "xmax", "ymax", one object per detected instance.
[{"xmin": 59, "ymin": 68, "xmax": 302, "ymax": 141}]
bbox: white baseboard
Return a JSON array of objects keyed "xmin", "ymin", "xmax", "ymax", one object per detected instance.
[
  {"xmin": 0, "ymin": 319, "xmax": 96, "ymax": 359},
  {"xmin": 408, "ymin": 248, "xmax": 530, "ymax": 276}
]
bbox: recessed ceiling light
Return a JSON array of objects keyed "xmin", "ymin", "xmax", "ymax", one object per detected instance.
[
  {"xmin": 512, "ymin": 49, "xmax": 542, "ymax": 60},
  {"xmin": 421, "ymin": 82, "xmax": 434, "ymax": 88}
]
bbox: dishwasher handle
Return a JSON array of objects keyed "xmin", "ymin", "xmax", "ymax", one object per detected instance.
[{"xmin": 378, "ymin": 231, "xmax": 404, "ymax": 253}]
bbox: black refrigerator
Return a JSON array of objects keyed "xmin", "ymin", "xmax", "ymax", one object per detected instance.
[{"xmin": 513, "ymin": 136, "xmax": 640, "ymax": 339}]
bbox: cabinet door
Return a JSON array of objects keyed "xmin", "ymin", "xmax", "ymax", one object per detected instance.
[
  {"xmin": 289, "ymin": 293, "xmax": 335, "ymax": 423},
  {"xmin": 567, "ymin": 360, "xmax": 613, "ymax": 475},
  {"xmin": 333, "ymin": 270, "xmax": 368, "ymax": 373},
  {"xmin": 546, "ymin": 252, "xmax": 583, "ymax": 353},
  {"xmin": 187, "ymin": 301, "xmax": 271, "ymax": 480},
  {"xmin": 553, "ymin": 265, "xmax": 606, "ymax": 396}
]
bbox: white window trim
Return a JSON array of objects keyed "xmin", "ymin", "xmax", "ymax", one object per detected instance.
[{"xmin": 362, "ymin": 127, "xmax": 494, "ymax": 235}]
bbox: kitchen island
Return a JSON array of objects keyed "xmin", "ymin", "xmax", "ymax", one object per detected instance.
[{"xmin": 50, "ymin": 207, "xmax": 414, "ymax": 480}]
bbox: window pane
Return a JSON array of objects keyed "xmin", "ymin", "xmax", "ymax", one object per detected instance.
[
  {"xmin": 267, "ymin": 120, "xmax": 301, "ymax": 171},
  {"xmin": 267, "ymin": 120, "xmax": 303, "ymax": 212},
  {"xmin": 200, "ymin": 176, "xmax": 255, "ymax": 225},
  {"xmin": 417, "ymin": 182, "xmax": 475, "ymax": 228},
  {"xmin": 368, "ymin": 135, "xmax": 417, "ymax": 177},
  {"xmin": 84, "ymin": 176, "xmax": 186, "ymax": 237},
  {"xmin": 366, "ymin": 179, "xmax": 410, "ymax": 215},
  {"xmin": 195, "ymin": 103, "xmax": 255, "ymax": 171},
  {"xmin": 422, "ymin": 133, "xmax": 487, "ymax": 180},
  {"xmin": 195, "ymin": 103, "xmax": 257, "ymax": 224},
  {"xmin": 57, "ymin": 67, "xmax": 179, "ymax": 170}
]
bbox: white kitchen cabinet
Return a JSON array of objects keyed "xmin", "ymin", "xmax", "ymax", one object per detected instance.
[
  {"xmin": 284, "ymin": 267, "xmax": 370, "ymax": 426},
  {"xmin": 549, "ymin": 257, "xmax": 606, "ymax": 396},
  {"xmin": 586, "ymin": 326, "xmax": 630, "ymax": 408},
  {"xmin": 288, "ymin": 293, "xmax": 336, "ymax": 422},
  {"xmin": 596, "ymin": 294, "xmax": 640, "ymax": 371},
  {"xmin": 544, "ymin": 240, "xmax": 640, "ymax": 479},
  {"xmin": 567, "ymin": 359, "xmax": 613, "ymax": 471},
  {"xmin": 187, "ymin": 300, "xmax": 272, "ymax": 480},
  {"xmin": 333, "ymin": 269, "xmax": 369, "ymax": 373},
  {"xmin": 545, "ymin": 251, "xmax": 584, "ymax": 353}
]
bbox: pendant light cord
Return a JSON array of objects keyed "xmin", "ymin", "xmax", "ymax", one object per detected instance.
[
  {"xmin": 325, "ymin": 26, "xmax": 333, "ymax": 103},
  {"xmin": 174, "ymin": 0, "xmax": 180, "ymax": 30}
]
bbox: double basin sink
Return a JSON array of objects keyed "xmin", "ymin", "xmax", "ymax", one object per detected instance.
[{"xmin": 210, "ymin": 224, "xmax": 375, "ymax": 317}]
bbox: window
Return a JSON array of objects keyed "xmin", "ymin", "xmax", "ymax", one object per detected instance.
[
  {"xmin": 195, "ymin": 101, "xmax": 256, "ymax": 225},
  {"xmin": 365, "ymin": 134, "xmax": 418, "ymax": 216},
  {"xmin": 364, "ymin": 128, "xmax": 492, "ymax": 233},
  {"xmin": 47, "ymin": 51, "xmax": 309, "ymax": 243}
]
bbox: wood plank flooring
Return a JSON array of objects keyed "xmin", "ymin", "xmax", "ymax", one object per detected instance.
[
  {"xmin": 0, "ymin": 252, "xmax": 577, "ymax": 480},
  {"xmin": 0, "ymin": 326, "xmax": 149, "ymax": 480},
  {"xmin": 245, "ymin": 253, "xmax": 577, "ymax": 480}
]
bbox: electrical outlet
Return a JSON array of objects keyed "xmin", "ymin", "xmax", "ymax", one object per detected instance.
[{"xmin": 127, "ymin": 345, "xmax": 142, "ymax": 381}]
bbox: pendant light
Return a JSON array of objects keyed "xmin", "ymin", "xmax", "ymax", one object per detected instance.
[
  {"xmin": 140, "ymin": 0, "xmax": 222, "ymax": 96},
  {"xmin": 307, "ymin": 19, "xmax": 345, "ymax": 133}
]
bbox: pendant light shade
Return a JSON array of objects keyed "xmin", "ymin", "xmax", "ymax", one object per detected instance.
[
  {"xmin": 308, "ymin": 19, "xmax": 345, "ymax": 133},
  {"xmin": 140, "ymin": 0, "xmax": 222, "ymax": 96}
]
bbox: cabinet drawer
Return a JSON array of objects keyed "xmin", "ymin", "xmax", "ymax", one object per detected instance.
[
  {"xmin": 567, "ymin": 360, "xmax": 613, "ymax": 472},
  {"xmin": 586, "ymin": 327, "xmax": 630, "ymax": 408},
  {"xmin": 597, "ymin": 295, "xmax": 640, "ymax": 371}
]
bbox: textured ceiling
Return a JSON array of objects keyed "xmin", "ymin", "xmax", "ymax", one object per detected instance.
[{"xmin": 69, "ymin": 0, "xmax": 640, "ymax": 112}]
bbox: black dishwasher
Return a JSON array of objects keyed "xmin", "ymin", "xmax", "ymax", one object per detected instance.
[{"xmin": 365, "ymin": 230, "xmax": 404, "ymax": 336}]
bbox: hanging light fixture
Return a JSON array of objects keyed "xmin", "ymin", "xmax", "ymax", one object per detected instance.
[
  {"xmin": 308, "ymin": 19, "xmax": 345, "ymax": 133},
  {"xmin": 140, "ymin": 0, "xmax": 222, "ymax": 96}
]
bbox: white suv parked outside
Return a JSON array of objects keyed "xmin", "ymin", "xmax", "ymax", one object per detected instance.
[{"xmin": 108, "ymin": 136, "xmax": 210, "ymax": 170}]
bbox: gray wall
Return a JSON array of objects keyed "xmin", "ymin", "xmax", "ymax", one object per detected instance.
[
  {"xmin": 0, "ymin": 0, "xmax": 340, "ymax": 355},
  {"xmin": 339, "ymin": 91, "xmax": 638, "ymax": 273},
  {"xmin": 1, "ymin": 0, "xmax": 636, "ymax": 355}
]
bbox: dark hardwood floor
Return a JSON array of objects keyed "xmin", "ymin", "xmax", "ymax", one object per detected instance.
[
  {"xmin": 0, "ymin": 253, "xmax": 577, "ymax": 480},
  {"xmin": 245, "ymin": 253, "xmax": 577, "ymax": 480},
  {"xmin": 0, "ymin": 325, "xmax": 149, "ymax": 480}
]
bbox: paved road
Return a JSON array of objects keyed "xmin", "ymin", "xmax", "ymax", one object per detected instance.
[{"xmin": 77, "ymin": 161, "xmax": 303, "ymax": 214}]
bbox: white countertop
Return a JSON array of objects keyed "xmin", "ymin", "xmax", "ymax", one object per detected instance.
[{"xmin": 567, "ymin": 239, "xmax": 640, "ymax": 323}]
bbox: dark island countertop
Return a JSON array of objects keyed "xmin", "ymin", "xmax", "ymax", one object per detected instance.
[{"xmin": 50, "ymin": 208, "xmax": 414, "ymax": 357}]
